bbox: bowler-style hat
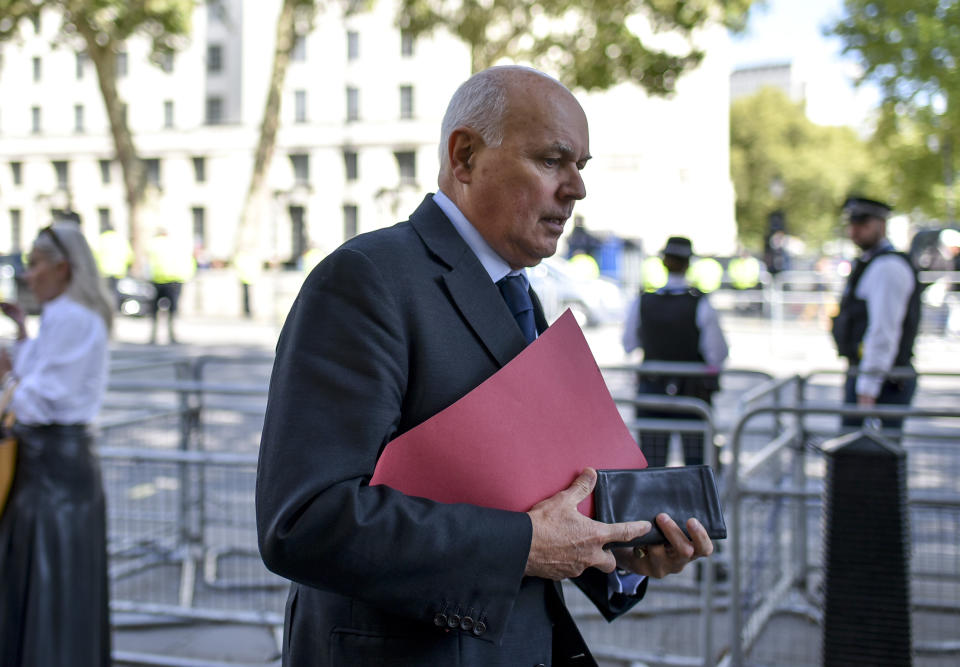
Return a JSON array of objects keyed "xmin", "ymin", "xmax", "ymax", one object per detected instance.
[
  {"xmin": 661, "ymin": 236, "xmax": 693, "ymax": 258},
  {"xmin": 843, "ymin": 196, "xmax": 892, "ymax": 223}
]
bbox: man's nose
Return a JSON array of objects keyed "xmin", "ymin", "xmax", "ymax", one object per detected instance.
[{"xmin": 560, "ymin": 167, "xmax": 586, "ymax": 201}]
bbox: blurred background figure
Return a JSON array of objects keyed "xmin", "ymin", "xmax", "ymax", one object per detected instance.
[
  {"xmin": 623, "ymin": 236, "xmax": 729, "ymax": 468},
  {"xmin": 832, "ymin": 197, "xmax": 922, "ymax": 431},
  {"xmin": 146, "ymin": 228, "xmax": 196, "ymax": 345},
  {"xmin": 0, "ymin": 222, "xmax": 113, "ymax": 667},
  {"xmin": 689, "ymin": 254, "xmax": 724, "ymax": 293},
  {"xmin": 234, "ymin": 249, "xmax": 261, "ymax": 319},
  {"xmin": 728, "ymin": 246, "xmax": 763, "ymax": 314},
  {"xmin": 94, "ymin": 224, "xmax": 133, "ymax": 309}
]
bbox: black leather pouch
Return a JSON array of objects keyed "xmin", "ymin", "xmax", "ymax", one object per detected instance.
[{"xmin": 594, "ymin": 465, "xmax": 727, "ymax": 547}]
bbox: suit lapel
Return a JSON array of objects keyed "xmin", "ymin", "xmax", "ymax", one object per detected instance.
[{"xmin": 409, "ymin": 195, "xmax": 529, "ymax": 367}]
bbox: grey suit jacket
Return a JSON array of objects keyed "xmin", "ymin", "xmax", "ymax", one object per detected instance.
[{"xmin": 256, "ymin": 196, "xmax": 643, "ymax": 667}]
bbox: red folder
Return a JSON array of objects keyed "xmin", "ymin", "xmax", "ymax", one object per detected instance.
[{"xmin": 370, "ymin": 310, "xmax": 647, "ymax": 517}]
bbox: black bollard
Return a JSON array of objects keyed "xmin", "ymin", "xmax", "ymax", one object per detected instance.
[{"xmin": 821, "ymin": 430, "xmax": 912, "ymax": 666}]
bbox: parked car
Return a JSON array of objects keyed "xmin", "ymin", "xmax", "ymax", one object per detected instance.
[
  {"xmin": 116, "ymin": 276, "xmax": 156, "ymax": 317},
  {"xmin": 527, "ymin": 256, "xmax": 626, "ymax": 327}
]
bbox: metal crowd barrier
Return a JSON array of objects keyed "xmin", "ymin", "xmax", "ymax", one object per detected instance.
[
  {"xmin": 722, "ymin": 370, "xmax": 960, "ymax": 667},
  {"xmin": 97, "ymin": 359, "xmax": 960, "ymax": 667}
]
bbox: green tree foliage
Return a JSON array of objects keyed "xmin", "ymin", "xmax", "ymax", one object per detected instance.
[
  {"xmin": 0, "ymin": 0, "xmax": 193, "ymax": 272},
  {"xmin": 829, "ymin": 0, "xmax": 959, "ymax": 220},
  {"xmin": 730, "ymin": 88, "xmax": 884, "ymax": 249},
  {"xmin": 397, "ymin": 0, "xmax": 755, "ymax": 94}
]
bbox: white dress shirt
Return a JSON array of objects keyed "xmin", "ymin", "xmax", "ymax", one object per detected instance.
[
  {"xmin": 9, "ymin": 294, "xmax": 109, "ymax": 425},
  {"xmin": 853, "ymin": 245, "xmax": 916, "ymax": 398},
  {"xmin": 621, "ymin": 275, "xmax": 729, "ymax": 368},
  {"xmin": 433, "ymin": 191, "xmax": 643, "ymax": 596}
]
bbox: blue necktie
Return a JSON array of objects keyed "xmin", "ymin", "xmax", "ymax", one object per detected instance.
[{"xmin": 497, "ymin": 275, "xmax": 537, "ymax": 344}]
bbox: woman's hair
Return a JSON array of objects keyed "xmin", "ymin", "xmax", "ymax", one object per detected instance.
[
  {"xmin": 32, "ymin": 221, "xmax": 114, "ymax": 332},
  {"xmin": 438, "ymin": 65, "xmax": 561, "ymax": 171}
]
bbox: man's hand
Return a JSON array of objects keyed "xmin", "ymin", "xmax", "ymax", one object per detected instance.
[
  {"xmin": 857, "ymin": 394, "xmax": 877, "ymax": 407},
  {"xmin": 525, "ymin": 468, "xmax": 651, "ymax": 580},
  {"xmin": 612, "ymin": 513, "xmax": 714, "ymax": 579}
]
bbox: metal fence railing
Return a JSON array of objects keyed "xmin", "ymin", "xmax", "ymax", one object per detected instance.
[{"xmin": 96, "ymin": 357, "xmax": 960, "ymax": 667}]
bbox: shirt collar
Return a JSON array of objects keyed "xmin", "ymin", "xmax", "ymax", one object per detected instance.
[
  {"xmin": 433, "ymin": 190, "xmax": 527, "ymax": 287},
  {"xmin": 664, "ymin": 274, "xmax": 690, "ymax": 290},
  {"xmin": 860, "ymin": 238, "xmax": 895, "ymax": 262}
]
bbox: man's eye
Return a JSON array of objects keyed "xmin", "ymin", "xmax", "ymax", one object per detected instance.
[{"xmin": 543, "ymin": 157, "xmax": 559, "ymax": 167}]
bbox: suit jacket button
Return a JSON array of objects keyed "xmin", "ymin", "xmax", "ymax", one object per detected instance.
[
  {"xmin": 472, "ymin": 620, "xmax": 486, "ymax": 636},
  {"xmin": 433, "ymin": 612, "xmax": 447, "ymax": 627},
  {"xmin": 446, "ymin": 613, "xmax": 461, "ymax": 629},
  {"xmin": 459, "ymin": 616, "xmax": 474, "ymax": 631}
]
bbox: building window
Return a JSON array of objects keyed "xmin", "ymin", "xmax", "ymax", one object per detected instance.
[
  {"xmin": 401, "ymin": 30, "xmax": 414, "ymax": 57},
  {"xmin": 192, "ymin": 207, "xmax": 206, "ymax": 249},
  {"xmin": 120, "ymin": 102, "xmax": 128, "ymax": 126},
  {"xmin": 192, "ymin": 157, "xmax": 206, "ymax": 183},
  {"xmin": 347, "ymin": 31, "xmax": 359, "ymax": 61},
  {"xmin": 395, "ymin": 151, "xmax": 416, "ymax": 186},
  {"xmin": 10, "ymin": 209, "xmax": 22, "ymax": 250},
  {"xmin": 159, "ymin": 52, "xmax": 174, "ymax": 73},
  {"xmin": 207, "ymin": 44, "xmax": 223, "ymax": 73},
  {"xmin": 290, "ymin": 153, "xmax": 309, "ymax": 186},
  {"xmin": 400, "ymin": 85, "xmax": 414, "ymax": 120},
  {"xmin": 163, "ymin": 100, "xmax": 174, "ymax": 128},
  {"xmin": 30, "ymin": 107, "xmax": 41, "ymax": 134},
  {"xmin": 32, "ymin": 56, "xmax": 41, "ymax": 82},
  {"xmin": 74, "ymin": 104, "xmax": 84, "ymax": 133},
  {"xmin": 343, "ymin": 149, "xmax": 358, "ymax": 181},
  {"xmin": 292, "ymin": 36, "xmax": 306, "ymax": 62},
  {"xmin": 346, "ymin": 86, "xmax": 359, "ymax": 122},
  {"xmin": 144, "ymin": 158, "xmax": 161, "ymax": 189},
  {"xmin": 10, "ymin": 162, "xmax": 22, "ymax": 186},
  {"xmin": 98, "ymin": 208, "xmax": 111, "ymax": 233},
  {"xmin": 294, "ymin": 90, "xmax": 307, "ymax": 123},
  {"xmin": 75, "ymin": 52, "xmax": 85, "ymax": 79},
  {"xmin": 343, "ymin": 204, "xmax": 358, "ymax": 240},
  {"xmin": 99, "ymin": 159, "xmax": 111, "ymax": 185},
  {"xmin": 29, "ymin": 14, "xmax": 39, "ymax": 34},
  {"xmin": 206, "ymin": 96, "xmax": 223, "ymax": 124},
  {"xmin": 116, "ymin": 51, "xmax": 128, "ymax": 77},
  {"xmin": 52, "ymin": 160, "xmax": 69, "ymax": 190}
]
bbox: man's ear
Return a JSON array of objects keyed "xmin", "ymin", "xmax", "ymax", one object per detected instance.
[{"xmin": 449, "ymin": 128, "xmax": 479, "ymax": 183}]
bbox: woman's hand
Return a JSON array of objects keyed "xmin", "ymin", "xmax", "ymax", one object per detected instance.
[
  {"xmin": 0, "ymin": 349, "xmax": 13, "ymax": 377},
  {"xmin": 0, "ymin": 302, "xmax": 27, "ymax": 340}
]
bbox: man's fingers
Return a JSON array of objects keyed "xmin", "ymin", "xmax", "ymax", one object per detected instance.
[
  {"xmin": 656, "ymin": 513, "xmax": 695, "ymax": 559},
  {"xmin": 561, "ymin": 467, "xmax": 598, "ymax": 505},
  {"xmin": 605, "ymin": 520, "xmax": 652, "ymax": 547}
]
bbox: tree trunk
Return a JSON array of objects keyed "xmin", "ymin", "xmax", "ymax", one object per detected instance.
[
  {"xmin": 74, "ymin": 16, "xmax": 147, "ymax": 275},
  {"xmin": 234, "ymin": 0, "xmax": 301, "ymax": 261}
]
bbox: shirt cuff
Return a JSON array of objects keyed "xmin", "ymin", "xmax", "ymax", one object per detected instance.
[{"xmin": 608, "ymin": 570, "xmax": 646, "ymax": 598}]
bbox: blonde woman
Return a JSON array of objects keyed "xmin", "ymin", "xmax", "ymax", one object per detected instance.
[{"xmin": 0, "ymin": 221, "xmax": 113, "ymax": 666}]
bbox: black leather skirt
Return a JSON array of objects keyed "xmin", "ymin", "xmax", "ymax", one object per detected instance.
[{"xmin": 0, "ymin": 423, "xmax": 111, "ymax": 667}]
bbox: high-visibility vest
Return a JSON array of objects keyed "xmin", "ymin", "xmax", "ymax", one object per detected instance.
[
  {"xmin": 728, "ymin": 256, "xmax": 761, "ymax": 289},
  {"xmin": 641, "ymin": 256, "xmax": 668, "ymax": 292},
  {"xmin": 689, "ymin": 257, "xmax": 723, "ymax": 293},
  {"xmin": 147, "ymin": 234, "xmax": 196, "ymax": 284},
  {"xmin": 95, "ymin": 229, "xmax": 133, "ymax": 278}
]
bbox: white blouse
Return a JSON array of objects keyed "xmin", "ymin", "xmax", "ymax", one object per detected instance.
[{"xmin": 9, "ymin": 294, "xmax": 109, "ymax": 425}]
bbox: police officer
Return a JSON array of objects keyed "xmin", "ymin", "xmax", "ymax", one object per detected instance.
[
  {"xmin": 832, "ymin": 197, "xmax": 922, "ymax": 430},
  {"xmin": 94, "ymin": 225, "xmax": 133, "ymax": 308},
  {"xmin": 146, "ymin": 228, "xmax": 196, "ymax": 344},
  {"xmin": 622, "ymin": 236, "xmax": 729, "ymax": 467}
]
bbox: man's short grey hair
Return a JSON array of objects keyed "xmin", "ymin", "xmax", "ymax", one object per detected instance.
[{"xmin": 438, "ymin": 66, "xmax": 562, "ymax": 170}]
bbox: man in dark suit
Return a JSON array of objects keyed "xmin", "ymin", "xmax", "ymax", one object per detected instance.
[{"xmin": 256, "ymin": 65, "xmax": 714, "ymax": 667}]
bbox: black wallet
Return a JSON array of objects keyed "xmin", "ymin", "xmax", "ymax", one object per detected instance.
[{"xmin": 594, "ymin": 465, "xmax": 727, "ymax": 548}]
